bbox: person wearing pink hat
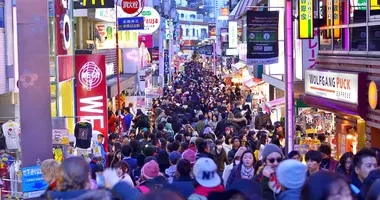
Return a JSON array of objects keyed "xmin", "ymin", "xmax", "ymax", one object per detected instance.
[
  {"xmin": 136, "ymin": 160, "xmax": 160, "ymax": 187},
  {"xmin": 182, "ymin": 149, "xmax": 196, "ymax": 166}
]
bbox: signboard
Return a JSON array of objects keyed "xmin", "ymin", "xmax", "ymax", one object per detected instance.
[
  {"xmin": 151, "ymin": 48, "xmax": 159, "ymax": 62},
  {"xmin": 369, "ymin": 81, "xmax": 380, "ymax": 110},
  {"xmin": 138, "ymin": 34, "xmax": 153, "ymax": 48},
  {"xmin": 226, "ymin": 48, "xmax": 239, "ymax": 55},
  {"xmin": 22, "ymin": 166, "xmax": 48, "ymax": 193},
  {"xmin": 302, "ymin": 29, "xmax": 318, "ymax": 69},
  {"xmin": 299, "ymin": 0, "xmax": 314, "ymax": 39},
  {"xmin": 75, "ymin": 55, "xmax": 108, "ymax": 150},
  {"xmin": 164, "ymin": 50, "xmax": 169, "ymax": 83},
  {"xmin": 145, "ymin": 87, "xmax": 163, "ymax": 98},
  {"xmin": 333, "ymin": 0, "xmax": 341, "ymax": 38},
  {"xmin": 221, "ymin": 7, "xmax": 229, "ymax": 16},
  {"xmin": 55, "ymin": 0, "xmax": 71, "ymax": 55},
  {"xmin": 118, "ymin": 17, "xmax": 144, "ymax": 30},
  {"xmin": 208, "ymin": 23, "xmax": 216, "ymax": 38},
  {"xmin": 326, "ymin": 0, "xmax": 333, "ymax": 38},
  {"xmin": 305, "ymin": 69, "xmax": 359, "ymax": 105},
  {"xmin": 138, "ymin": 7, "xmax": 161, "ymax": 34},
  {"xmin": 246, "ymin": 11, "xmax": 279, "ymax": 64},
  {"xmin": 75, "ymin": 0, "xmax": 114, "ymax": 9},
  {"xmin": 121, "ymin": 0, "xmax": 141, "ymax": 15},
  {"xmin": 228, "ymin": 22, "xmax": 238, "ymax": 48}
]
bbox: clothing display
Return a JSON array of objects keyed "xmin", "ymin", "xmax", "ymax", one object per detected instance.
[
  {"xmin": 2, "ymin": 121, "xmax": 20, "ymax": 150},
  {"xmin": 74, "ymin": 121, "xmax": 93, "ymax": 149}
]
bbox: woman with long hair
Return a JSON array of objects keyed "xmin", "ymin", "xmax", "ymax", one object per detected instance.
[
  {"xmin": 226, "ymin": 150, "xmax": 256, "ymax": 189},
  {"xmin": 335, "ymin": 152, "xmax": 354, "ymax": 177},
  {"xmin": 109, "ymin": 142, "xmax": 123, "ymax": 168}
]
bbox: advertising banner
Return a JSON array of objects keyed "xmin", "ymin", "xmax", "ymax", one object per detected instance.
[
  {"xmin": 298, "ymin": 0, "xmax": 314, "ymax": 39},
  {"xmin": 208, "ymin": 23, "xmax": 216, "ymax": 38},
  {"xmin": 138, "ymin": 34, "xmax": 153, "ymax": 48},
  {"xmin": 333, "ymin": 0, "xmax": 341, "ymax": 38},
  {"xmin": 246, "ymin": 11, "xmax": 279, "ymax": 65},
  {"xmin": 75, "ymin": 55, "xmax": 108, "ymax": 146},
  {"xmin": 118, "ymin": 17, "xmax": 144, "ymax": 31},
  {"xmin": 151, "ymin": 48, "xmax": 159, "ymax": 62},
  {"xmin": 55, "ymin": 0, "xmax": 72, "ymax": 55},
  {"xmin": 221, "ymin": 28, "xmax": 228, "ymax": 42},
  {"xmin": 221, "ymin": 7, "xmax": 229, "ymax": 16},
  {"xmin": 228, "ymin": 22, "xmax": 238, "ymax": 48},
  {"xmin": 304, "ymin": 69, "xmax": 359, "ymax": 104}
]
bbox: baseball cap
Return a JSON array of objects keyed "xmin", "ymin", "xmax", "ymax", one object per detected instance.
[
  {"xmin": 193, "ymin": 157, "xmax": 221, "ymax": 188},
  {"xmin": 169, "ymin": 151, "xmax": 181, "ymax": 164}
]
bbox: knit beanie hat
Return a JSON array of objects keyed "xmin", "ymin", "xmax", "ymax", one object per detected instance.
[
  {"xmin": 262, "ymin": 144, "xmax": 284, "ymax": 161},
  {"xmin": 234, "ymin": 147, "xmax": 247, "ymax": 158},
  {"xmin": 141, "ymin": 160, "xmax": 160, "ymax": 180},
  {"xmin": 276, "ymin": 159, "xmax": 306, "ymax": 189},
  {"xmin": 182, "ymin": 149, "xmax": 196, "ymax": 164}
]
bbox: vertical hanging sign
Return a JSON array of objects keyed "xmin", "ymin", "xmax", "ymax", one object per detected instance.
[
  {"xmin": 299, "ymin": 0, "xmax": 314, "ymax": 39},
  {"xmin": 333, "ymin": 0, "xmax": 340, "ymax": 38},
  {"xmin": 326, "ymin": 0, "xmax": 333, "ymax": 38},
  {"xmin": 75, "ymin": 55, "xmax": 108, "ymax": 148}
]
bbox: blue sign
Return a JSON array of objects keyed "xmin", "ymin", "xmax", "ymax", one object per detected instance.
[
  {"xmin": 22, "ymin": 166, "xmax": 48, "ymax": 193},
  {"xmin": 118, "ymin": 17, "xmax": 144, "ymax": 31}
]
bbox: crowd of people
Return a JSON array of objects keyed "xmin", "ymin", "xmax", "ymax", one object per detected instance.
[{"xmin": 40, "ymin": 61, "xmax": 380, "ymax": 200}]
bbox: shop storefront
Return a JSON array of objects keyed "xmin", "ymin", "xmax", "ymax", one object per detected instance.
[{"xmin": 302, "ymin": 68, "xmax": 367, "ymax": 157}]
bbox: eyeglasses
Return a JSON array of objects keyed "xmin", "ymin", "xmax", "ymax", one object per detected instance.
[{"xmin": 267, "ymin": 157, "xmax": 283, "ymax": 164}]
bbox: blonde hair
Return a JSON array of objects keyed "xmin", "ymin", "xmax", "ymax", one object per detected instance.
[{"xmin": 41, "ymin": 159, "xmax": 60, "ymax": 183}]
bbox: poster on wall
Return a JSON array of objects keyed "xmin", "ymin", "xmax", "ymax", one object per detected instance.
[
  {"xmin": 138, "ymin": 35, "xmax": 153, "ymax": 48},
  {"xmin": 246, "ymin": 11, "xmax": 279, "ymax": 65},
  {"xmin": 208, "ymin": 23, "xmax": 216, "ymax": 38},
  {"xmin": 75, "ymin": 55, "xmax": 108, "ymax": 145}
]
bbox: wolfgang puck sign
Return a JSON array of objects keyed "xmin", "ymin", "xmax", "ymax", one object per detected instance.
[{"xmin": 305, "ymin": 69, "xmax": 360, "ymax": 105}]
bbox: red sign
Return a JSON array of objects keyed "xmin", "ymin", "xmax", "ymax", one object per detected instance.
[
  {"xmin": 55, "ymin": 0, "xmax": 71, "ymax": 55},
  {"xmin": 58, "ymin": 55, "xmax": 73, "ymax": 82},
  {"xmin": 75, "ymin": 54, "xmax": 108, "ymax": 151},
  {"xmin": 138, "ymin": 34, "xmax": 153, "ymax": 48},
  {"xmin": 122, "ymin": 0, "xmax": 140, "ymax": 15},
  {"xmin": 151, "ymin": 49, "xmax": 159, "ymax": 61}
]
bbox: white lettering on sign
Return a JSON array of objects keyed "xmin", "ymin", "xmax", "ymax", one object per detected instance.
[
  {"xmin": 305, "ymin": 69, "xmax": 359, "ymax": 105},
  {"xmin": 79, "ymin": 96, "xmax": 104, "ymax": 113},
  {"xmin": 123, "ymin": 1, "xmax": 139, "ymax": 9},
  {"xmin": 79, "ymin": 96, "xmax": 104, "ymax": 129}
]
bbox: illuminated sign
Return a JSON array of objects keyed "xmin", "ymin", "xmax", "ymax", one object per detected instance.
[
  {"xmin": 75, "ymin": 0, "xmax": 114, "ymax": 9},
  {"xmin": 228, "ymin": 22, "xmax": 237, "ymax": 48},
  {"xmin": 299, "ymin": 0, "xmax": 314, "ymax": 39},
  {"xmin": 333, "ymin": 0, "xmax": 340, "ymax": 38},
  {"xmin": 138, "ymin": 7, "xmax": 160, "ymax": 34},
  {"xmin": 369, "ymin": 81, "xmax": 380, "ymax": 110},
  {"xmin": 305, "ymin": 69, "xmax": 359, "ymax": 104},
  {"xmin": 326, "ymin": 0, "xmax": 333, "ymax": 38}
]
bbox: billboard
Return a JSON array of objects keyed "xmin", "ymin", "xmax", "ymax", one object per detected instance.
[
  {"xmin": 228, "ymin": 22, "xmax": 238, "ymax": 48},
  {"xmin": 246, "ymin": 11, "xmax": 279, "ymax": 64},
  {"xmin": 208, "ymin": 23, "xmax": 216, "ymax": 38}
]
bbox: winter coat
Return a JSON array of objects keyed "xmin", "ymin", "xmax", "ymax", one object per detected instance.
[
  {"xmin": 212, "ymin": 149, "xmax": 229, "ymax": 173},
  {"xmin": 227, "ymin": 147, "xmax": 239, "ymax": 163},
  {"xmin": 46, "ymin": 182, "xmax": 141, "ymax": 200},
  {"xmin": 225, "ymin": 165, "xmax": 255, "ymax": 189},
  {"xmin": 171, "ymin": 176, "xmax": 195, "ymax": 198},
  {"xmin": 222, "ymin": 163, "xmax": 234, "ymax": 187},
  {"xmin": 165, "ymin": 165, "xmax": 177, "ymax": 183},
  {"xmin": 278, "ymin": 188, "xmax": 302, "ymax": 200}
]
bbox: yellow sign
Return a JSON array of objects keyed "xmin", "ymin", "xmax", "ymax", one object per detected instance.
[
  {"xmin": 333, "ymin": 0, "xmax": 340, "ymax": 38},
  {"xmin": 299, "ymin": 0, "xmax": 314, "ymax": 38},
  {"xmin": 82, "ymin": 0, "xmax": 105, "ymax": 6},
  {"xmin": 369, "ymin": 81, "xmax": 379, "ymax": 110},
  {"xmin": 326, "ymin": 0, "xmax": 333, "ymax": 38},
  {"xmin": 300, "ymin": 139, "xmax": 321, "ymax": 151}
]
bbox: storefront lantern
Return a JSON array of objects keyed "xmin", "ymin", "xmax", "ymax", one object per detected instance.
[{"xmin": 369, "ymin": 81, "xmax": 380, "ymax": 110}]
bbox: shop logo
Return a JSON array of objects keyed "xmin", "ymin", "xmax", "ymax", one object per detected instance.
[
  {"xmin": 78, "ymin": 62, "xmax": 103, "ymax": 91},
  {"xmin": 122, "ymin": 0, "xmax": 141, "ymax": 15}
]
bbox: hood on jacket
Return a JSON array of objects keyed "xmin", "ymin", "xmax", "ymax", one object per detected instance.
[
  {"xmin": 278, "ymin": 188, "xmax": 302, "ymax": 200},
  {"xmin": 47, "ymin": 189, "xmax": 112, "ymax": 200},
  {"xmin": 165, "ymin": 165, "xmax": 177, "ymax": 177}
]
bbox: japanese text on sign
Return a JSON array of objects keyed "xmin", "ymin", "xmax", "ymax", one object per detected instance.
[
  {"xmin": 118, "ymin": 17, "xmax": 144, "ymax": 31},
  {"xmin": 299, "ymin": 0, "xmax": 314, "ymax": 38},
  {"xmin": 22, "ymin": 166, "xmax": 48, "ymax": 193}
]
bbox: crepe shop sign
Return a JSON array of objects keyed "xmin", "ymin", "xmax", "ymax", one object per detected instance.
[
  {"xmin": 138, "ymin": 7, "xmax": 160, "ymax": 34},
  {"xmin": 305, "ymin": 69, "xmax": 359, "ymax": 105}
]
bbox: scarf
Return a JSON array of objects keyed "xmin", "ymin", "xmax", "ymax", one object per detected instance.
[
  {"xmin": 241, "ymin": 165, "xmax": 254, "ymax": 179},
  {"xmin": 268, "ymin": 175, "xmax": 282, "ymax": 194}
]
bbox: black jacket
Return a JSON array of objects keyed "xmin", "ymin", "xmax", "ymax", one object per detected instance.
[
  {"xmin": 170, "ymin": 176, "xmax": 195, "ymax": 198},
  {"xmin": 212, "ymin": 149, "xmax": 229, "ymax": 173}
]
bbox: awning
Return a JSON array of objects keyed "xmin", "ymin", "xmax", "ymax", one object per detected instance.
[
  {"xmin": 265, "ymin": 97, "xmax": 285, "ymax": 108},
  {"xmin": 243, "ymin": 78, "xmax": 263, "ymax": 88},
  {"xmin": 107, "ymin": 74, "xmax": 137, "ymax": 98},
  {"xmin": 232, "ymin": 61, "xmax": 247, "ymax": 70}
]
